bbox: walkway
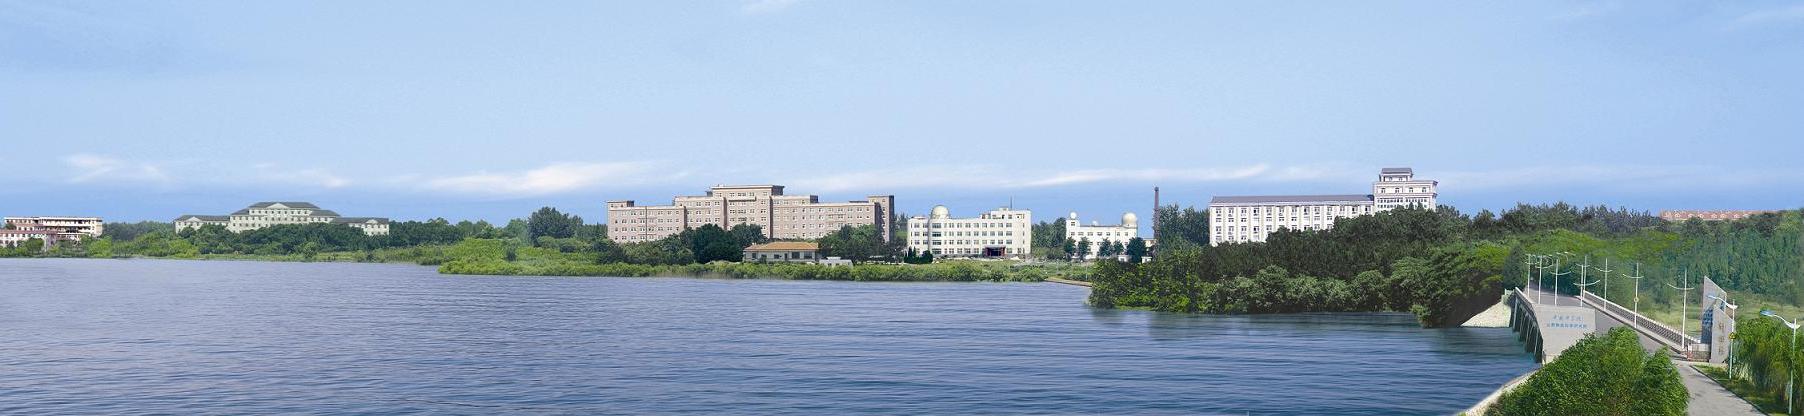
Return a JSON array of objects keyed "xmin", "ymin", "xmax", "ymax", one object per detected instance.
[{"xmin": 1519, "ymin": 285, "xmax": 1759, "ymax": 416}]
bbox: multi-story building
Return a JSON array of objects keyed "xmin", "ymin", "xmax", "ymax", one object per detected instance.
[
  {"xmin": 1209, "ymin": 167, "xmax": 1436, "ymax": 246},
  {"xmin": 4, "ymin": 217, "xmax": 104, "ymax": 238},
  {"xmin": 905, "ymin": 206, "xmax": 1032, "ymax": 259},
  {"xmin": 1064, "ymin": 212, "xmax": 1139, "ymax": 260},
  {"xmin": 1, "ymin": 216, "xmax": 103, "ymax": 249},
  {"xmin": 607, "ymin": 185, "xmax": 894, "ymax": 244},
  {"xmin": 1659, "ymin": 210, "xmax": 1777, "ymax": 222},
  {"xmin": 174, "ymin": 202, "xmax": 390, "ymax": 236}
]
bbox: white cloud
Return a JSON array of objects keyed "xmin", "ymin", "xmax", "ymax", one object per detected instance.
[
  {"xmin": 789, "ymin": 163, "xmax": 1355, "ymax": 192},
  {"xmin": 1436, "ymin": 164, "xmax": 1804, "ymax": 191},
  {"xmin": 1731, "ymin": 4, "xmax": 1804, "ymax": 28},
  {"xmin": 422, "ymin": 162, "xmax": 665, "ymax": 197},
  {"xmin": 63, "ymin": 153, "xmax": 170, "ymax": 184},
  {"xmin": 1547, "ymin": 0, "xmax": 1622, "ymax": 21},
  {"xmin": 742, "ymin": 0, "xmax": 802, "ymax": 14}
]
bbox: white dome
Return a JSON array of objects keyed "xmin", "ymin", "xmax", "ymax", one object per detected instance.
[
  {"xmin": 931, "ymin": 205, "xmax": 950, "ymax": 219},
  {"xmin": 1068, "ymin": 212, "xmax": 1078, "ymax": 220},
  {"xmin": 1122, "ymin": 212, "xmax": 1138, "ymax": 227}
]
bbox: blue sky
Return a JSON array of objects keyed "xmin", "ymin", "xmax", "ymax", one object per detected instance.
[{"xmin": 3, "ymin": 1, "xmax": 1803, "ymax": 229}]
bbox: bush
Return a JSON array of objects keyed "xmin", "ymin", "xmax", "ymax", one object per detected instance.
[{"xmin": 1487, "ymin": 327, "xmax": 1687, "ymax": 416}]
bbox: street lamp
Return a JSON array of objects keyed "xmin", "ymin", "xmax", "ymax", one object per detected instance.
[
  {"xmin": 1762, "ymin": 310, "xmax": 1801, "ymax": 415},
  {"xmin": 1625, "ymin": 263, "xmax": 1646, "ymax": 327},
  {"xmin": 1551, "ymin": 252, "xmax": 1574, "ymax": 306},
  {"xmin": 1708, "ymin": 294, "xmax": 1739, "ymax": 366},
  {"xmin": 1669, "ymin": 272, "xmax": 1698, "ymax": 352}
]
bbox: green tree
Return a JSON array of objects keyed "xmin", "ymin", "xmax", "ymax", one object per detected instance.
[
  {"xmin": 819, "ymin": 225, "xmax": 886, "ymax": 262},
  {"xmin": 1487, "ymin": 328, "xmax": 1687, "ymax": 416},
  {"xmin": 592, "ymin": 238, "xmax": 627, "ymax": 264},
  {"xmin": 1076, "ymin": 238, "xmax": 1092, "ymax": 261},
  {"xmin": 1126, "ymin": 237, "xmax": 1148, "ymax": 263},
  {"xmin": 526, "ymin": 207, "xmax": 582, "ymax": 243}
]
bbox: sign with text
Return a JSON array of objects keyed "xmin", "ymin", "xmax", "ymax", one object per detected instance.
[{"xmin": 1535, "ymin": 305, "xmax": 1597, "ymax": 362}]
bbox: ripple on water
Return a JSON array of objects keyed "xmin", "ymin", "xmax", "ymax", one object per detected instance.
[{"xmin": 0, "ymin": 258, "xmax": 1533, "ymax": 415}]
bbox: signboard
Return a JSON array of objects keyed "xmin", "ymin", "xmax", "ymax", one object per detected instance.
[
  {"xmin": 1700, "ymin": 276, "xmax": 1736, "ymax": 364},
  {"xmin": 1536, "ymin": 305, "xmax": 1597, "ymax": 362}
]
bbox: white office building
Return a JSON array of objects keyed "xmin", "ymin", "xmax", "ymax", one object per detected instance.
[
  {"xmin": 175, "ymin": 202, "xmax": 390, "ymax": 236},
  {"xmin": 1064, "ymin": 212, "xmax": 1139, "ymax": 260},
  {"xmin": 1209, "ymin": 167, "xmax": 1436, "ymax": 246},
  {"xmin": 905, "ymin": 206, "xmax": 1032, "ymax": 259}
]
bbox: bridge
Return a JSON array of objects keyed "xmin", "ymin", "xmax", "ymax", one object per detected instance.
[
  {"xmin": 1505, "ymin": 285, "xmax": 1699, "ymax": 363},
  {"xmin": 1479, "ymin": 285, "xmax": 1759, "ymax": 415}
]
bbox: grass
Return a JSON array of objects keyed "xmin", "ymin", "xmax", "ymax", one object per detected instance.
[{"xmin": 1695, "ymin": 364, "xmax": 1790, "ymax": 415}]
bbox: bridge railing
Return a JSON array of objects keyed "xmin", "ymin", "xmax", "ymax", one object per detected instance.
[{"xmin": 1579, "ymin": 290, "xmax": 1700, "ymax": 348}]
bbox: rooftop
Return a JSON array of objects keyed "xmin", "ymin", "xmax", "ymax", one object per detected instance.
[
  {"xmin": 1381, "ymin": 167, "xmax": 1414, "ymax": 175},
  {"xmin": 1210, "ymin": 194, "xmax": 1374, "ymax": 204},
  {"xmin": 745, "ymin": 241, "xmax": 819, "ymax": 251},
  {"xmin": 248, "ymin": 202, "xmax": 321, "ymax": 209}
]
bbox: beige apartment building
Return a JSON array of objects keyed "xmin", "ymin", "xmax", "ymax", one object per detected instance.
[{"xmin": 607, "ymin": 185, "xmax": 894, "ymax": 244}]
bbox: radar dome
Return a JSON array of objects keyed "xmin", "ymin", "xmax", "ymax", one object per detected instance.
[
  {"xmin": 1069, "ymin": 212, "xmax": 1079, "ymax": 220},
  {"xmin": 931, "ymin": 205, "xmax": 950, "ymax": 219},
  {"xmin": 1122, "ymin": 212, "xmax": 1138, "ymax": 227}
]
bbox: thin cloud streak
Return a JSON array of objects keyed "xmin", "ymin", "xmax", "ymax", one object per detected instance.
[
  {"xmin": 790, "ymin": 164, "xmax": 1357, "ymax": 192},
  {"xmin": 63, "ymin": 153, "xmax": 170, "ymax": 184},
  {"xmin": 741, "ymin": 0, "xmax": 802, "ymax": 14},
  {"xmin": 421, "ymin": 162, "xmax": 669, "ymax": 198}
]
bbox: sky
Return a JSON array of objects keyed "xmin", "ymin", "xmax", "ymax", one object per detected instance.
[{"xmin": 3, "ymin": 1, "xmax": 1803, "ymax": 231}]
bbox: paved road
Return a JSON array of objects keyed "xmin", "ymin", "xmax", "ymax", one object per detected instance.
[{"xmin": 1522, "ymin": 285, "xmax": 1760, "ymax": 415}]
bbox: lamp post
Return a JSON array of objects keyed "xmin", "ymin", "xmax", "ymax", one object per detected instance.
[
  {"xmin": 1669, "ymin": 271, "xmax": 1697, "ymax": 352},
  {"xmin": 1576, "ymin": 254, "xmax": 1593, "ymax": 298},
  {"xmin": 1533, "ymin": 254, "xmax": 1550, "ymax": 304},
  {"xmin": 1709, "ymin": 294, "xmax": 1738, "ymax": 367},
  {"xmin": 1625, "ymin": 263, "xmax": 1645, "ymax": 327},
  {"xmin": 1551, "ymin": 252, "xmax": 1574, "ymax": 306},
  {"xmin": 1595, "ymin": 258, "xmax": 1614, "ymax": 302},
  {"xmin": 1761, "ymin": 310, "xmax": 1800, "ymax": 415},
  {"xmin": 1523, "ymin": 253, "xmax": 1540, "ymax": 296}
]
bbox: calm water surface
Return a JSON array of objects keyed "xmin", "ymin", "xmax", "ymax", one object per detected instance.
[{"xmin": 0, "ymin": 258, "xmax": 1533, "ymax": 415}]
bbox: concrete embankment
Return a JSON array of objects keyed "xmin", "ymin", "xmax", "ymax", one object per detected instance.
[{"xmin": 1045, "ymin": 277, "xmax": 1092, "ymax": 287}]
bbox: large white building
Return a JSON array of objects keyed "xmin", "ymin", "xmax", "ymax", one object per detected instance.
[
  {"xmin": 608, "ymin": 185, "xmax": 894, "ymax": 244},
  {"xmin": 1, "ymin": 216, "xmax": 102, "ymax": 249},
  {"xmin": 905, "ymin": 206, "xmax": 1032, "ymax": 259},
  {"xmin": 175, "ymin": 202, "xmax": 390, "ymax": 236},
  {"xmin": 1209, "ymin": 167, "xmax": 1436, "ymax": 246},
  {"xmin": 1064, "ymin": 212, "xmax": 1139, "ymax": 260}
]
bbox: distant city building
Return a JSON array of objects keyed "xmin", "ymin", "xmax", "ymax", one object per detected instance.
[
  {"xmin": 1064, "ymin": 212, "xmax": 1139, "ymax": 260},
  {"xmin": 1, "ymin": 217, "xmax": 103, "ymax": 249},
  {"xmin": 174, "ymin": 202, "xmax": 390, "ymax": 236},
  {"xmin": 607, "ymin": 185, "xmax": 894, "ymax": 244},
  {"xmin": 4, "ymin": 216, "xmax": 104, "ymax": 238},
  {"xmin": 906, "ymin": 206, "xmax": 1032, "ymax": 259},
  {"xmin": 743, "ymin": 241, "xmax": 821, "ymax": 263},
  {"xmin": 1659, "ymin": 210, "xmax": 1776, "ymax": 222},
  {"xmin": 1209, "ymin": 167, "xmax": 1437, "ymax": 246}
]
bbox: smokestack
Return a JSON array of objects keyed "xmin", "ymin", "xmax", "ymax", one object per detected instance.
[{"xmin": 1152, "ymin": 186, "xmax": 1160, "ymax": 238}]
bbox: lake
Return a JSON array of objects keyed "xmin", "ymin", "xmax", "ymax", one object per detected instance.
[{"xmin": 0, "ymin": 258, "xmax": 1533, "ymax": 414}]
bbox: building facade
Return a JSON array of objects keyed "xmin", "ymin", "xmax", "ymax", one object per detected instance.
[
  {"xmin": 1065, "ymin": 212, "xmax": 1139, "ymax": 260},
  {"xmin": 743, "ymin": 241, "xmax": 822, "ymax": 263},
  {"xmin": 905, "ymin": 206, "xmax": 1032, "ymax": 259},
  {"xmin": 1209, "ymin": 167, "xmax": 1436, "ymax": 246},
  {"xmin": 1, "ymin": 217, "xmax": 103, "ymax": 249},
  {"xmin": 175, "ymin": 202, "xmax": 390, "ymax": 236},
  {"xmin": 1659, "ymin": 210, "xmax": 1776, "ymax": 222},
  {"xmin": 4, "ymin": 217, "xmax": 103, "ymax": 238},
  {"xmin": 607, "ymin": 185, "xmax": 894, "ymax": 244}
]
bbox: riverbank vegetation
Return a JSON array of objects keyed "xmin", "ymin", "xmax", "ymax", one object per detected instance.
[
  {"xmin": 1484, "ymin": 327, "xmax": 1688, "ymax": 416},
  {"xmin": 25, "ymin": 207, "xmax": 1080, "ymax": 282},
  {"xmin": 1091, "ymin": 203, "xmax": 1804, "ymax": 328}
]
